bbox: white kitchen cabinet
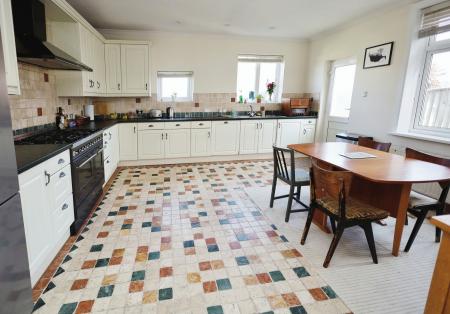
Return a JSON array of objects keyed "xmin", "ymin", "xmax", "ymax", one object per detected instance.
[
  {"xmin": 94, "ymin": 36, "xmax": 106, "ymax": 94},
  {"xmin": 0, "ymin": 0, "xmax": 20, "ymax": 95},
  {"xmin": 103, "ymin": 125, "xmax": 119, "ymax": 183},
  {"xmin": 211, "ymin": 121, "xmax": 240, "ymax": 155},
  {"xmin": 121, "ymin": 44, "xmax": 150, "ymax": 95},
  {"xmin": 191, "ymin": 128, "xmax": 211, "ymax": 157},
  {"xmin": 19, "ymin": 150, "xmax": 74, "ymax": 285},
  {"xmin": 240, "ymin": 120, "xmax": 276, "ymax": 154},
  {"xmin": 105, "ymin": 44, "xmax": 122, "ymax": 94},
  {"xmin": 275, "ymin": 119, "xmax": 302, "ymax": 148},
  {"xmin": 299, "ymin": 119, "xmax": 316, "ymax": 144},
  {"xmin": 165, "ymin": 129, "xmax": 191, "ymax": 158},
  {"xmin": 119, "ymin": 123, "xmax": 138, "ymax": 160},
  {"xmin": 138, "ymin": 129, "xmax": 165, "ymax": 160},
  {"xmin": 239, "ymin": 121, "xmax": 259, "ymax": 154},
  {"xmin": 111, "ymin": 125, "xmax": 120, "ymax": 168}
]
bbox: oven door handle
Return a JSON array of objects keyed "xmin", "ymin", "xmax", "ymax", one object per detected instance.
[{"xmin": 77, "ymin": 148, "xmax": 104, "ymax": 168}]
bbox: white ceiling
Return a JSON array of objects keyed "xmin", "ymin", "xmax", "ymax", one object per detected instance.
[{"xmin": 66, "ymin": 0, "xmax": 410, "ymax": 39}]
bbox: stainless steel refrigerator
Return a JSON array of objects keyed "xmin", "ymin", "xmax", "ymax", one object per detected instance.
[{"xmin": 0, "ymin": 26, "xmax": 33, "ymax": 313}]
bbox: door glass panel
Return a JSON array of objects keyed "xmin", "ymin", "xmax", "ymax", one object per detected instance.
[{"xmin": 329, "ymin": 64, "xmax": 356, "ymax": 118}]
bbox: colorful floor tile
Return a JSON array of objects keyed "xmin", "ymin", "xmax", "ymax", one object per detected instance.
[{"xmin": 33, "ymin": 161, "xmax": 350, "ymax": 313}]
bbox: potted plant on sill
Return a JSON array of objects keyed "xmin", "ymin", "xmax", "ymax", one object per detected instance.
[
  {"xmin": 266, "ymin": 81, "xmax": 276, "ymax": 101},
  {"xmin": 256, "ymin": 94, "xmax": 263, "ymax": 103}
]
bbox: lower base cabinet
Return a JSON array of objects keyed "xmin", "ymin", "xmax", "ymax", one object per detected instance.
[
  {"xmin": 191, "ymin": 128, "xmax": 211, "ymax": 157},
  {"xmin": 165, "ymin": 129, "xmax": 190, "ymax": 158},
  {"xmin": 211, "ymin": 121, "xmax": 240, "ymax": 155},
  {"xmin": 138, "ymin": 129, "xmax": 165, "ymax": 159},
  {"xmin": 119, "ymin": 123, "xmax": 138, "ymax": 160}
]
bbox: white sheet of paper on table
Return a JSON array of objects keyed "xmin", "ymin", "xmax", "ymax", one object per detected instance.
[{"xmin": 339, "ymin": 152, "xmax": 377, "ymax": 159}]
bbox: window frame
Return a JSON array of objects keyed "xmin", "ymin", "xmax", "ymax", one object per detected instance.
[
  {"xmin": 411, "ymin": 34, "xmax": 450, "ymax": 137},
  {"xmin": 236, "ymin": 55, "xmax": 284, "ymax": 103},
  {"xmin": 157, "ymin": 71, "xmax": 194, "ymax": 102}
]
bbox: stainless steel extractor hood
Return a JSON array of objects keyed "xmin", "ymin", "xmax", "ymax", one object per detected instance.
[{"xmin": 11, "ymin": 0, "xmax": 92, "ymax": 71}]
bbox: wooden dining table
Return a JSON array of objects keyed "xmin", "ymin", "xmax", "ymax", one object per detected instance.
[{"xmin": 288, "ymin": 142, "xmax": 450, "ymax": 256}]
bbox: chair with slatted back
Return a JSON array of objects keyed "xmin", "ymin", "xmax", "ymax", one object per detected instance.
[
  {"xmin": 270, "ymin": 146, "xmax": 310, "ymax": 222},
  {"xmin": 301, "ymin": 161, "xmax": 389, "ymax": 267},
  {"xmin": 403, "ymin": 148, "xmax": 450, "ymax": 252},
  {"xmin": 358, "ymin": 137, "xmax": 392, "ymax": 152}
]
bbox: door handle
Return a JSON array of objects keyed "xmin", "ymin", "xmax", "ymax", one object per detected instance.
[
  {"xmin": 118, "ymin": 83, "xmax": 120, "ymax": 90},
  {"xmin": 224, "ymin": 121, "xmax": 228, "ymax": 124},
  {"xmin": 208, "ymin": 131, "xmax": 211, "ymax": 138},
  {"xmin": 58, "ymin": 158, "xmax": 65, "ymax": 164},
  {"xmin": 176, "ymin": 124, "xmax": 180, "ymax": 127},
  {"xmin": 199, "ymin": 123, "xmax": 204, "ymax": 126},
  {"xmin": 97, "ymin": 81, "xmax": 100, "ymax": 89},
  {"xmin": 134, "ymin": 126, "xmax": 136, "ymax": 133},
  {"xmin": 165, "ymin": 133, "xmax": 168, "ymax": 140},
  {"xmin": 109, "ymin": 132, "xmax": 112, "ymax": 140},
  {"xmin": 61, "ymin": 203, "xmax": 68, "ymax": 211},
  {"xmin": 59, "ymin": 171, "xmax": 66, "ymax": 178},
  {"xmin": 161, "ymin": 133, "xmax": 164, "ymax": 140},
  {"xmin": 145, "ymin": 83, "xmax": 148, "ymax": 90},
  {"xmin": 45, "ymin": 171, "xmax": 51, "ymax": 186}
]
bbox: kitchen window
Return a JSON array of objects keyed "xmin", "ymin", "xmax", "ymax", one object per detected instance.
[
  {"xmin": 157, "ymin": 71, "xmax": 194, "ymax": 102},
  {"xmin": 410, "ymin": 2, "xmax": 450, "ymax": 137},
  {"xmin": 236, "ymin": 55, "xmax": 284, "ymax": 103}
]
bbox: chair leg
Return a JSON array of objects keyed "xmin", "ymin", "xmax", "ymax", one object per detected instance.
[
  {"xmin": 404, "ymin": 210, "xmax": 428, "ymax": 252},
  {"xmin": 329, "ymin": 216, "xmax": 336, "ymax": 234},
  {"xmin": 323, "ymin": 223, "xmax": 345, "ymax": 268},
  {"xmin": 296, "ymin": 185, "xmax": 301, "ymax": 199},
  {"xmin": 300, "ymin": 206, "xmax": 316, "ymax": 245},
  {"xmin": 405, "ymin": 215, "xmax": 408, "ymax": 225},
  {"xmin": 285, "ymin": 185, "xmax": 295, "ymax": 222},
  {"xmin": 269, "ymin": 176, "xmax": 277, "ymax": 208},
  {"xmin": 362, "ymin": 223, "xmax": 378, "ymax": 264},
  {"xmin": 435, "ymin": 207, "xmax": 443, "ymax": 243}
]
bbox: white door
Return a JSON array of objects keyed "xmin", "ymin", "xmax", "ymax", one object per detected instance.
[
  {"xmin": 258, "ymin": 120, "xmax": 277, "ymax": 153},
  {"xmin": 275, "ymin": 120, "xmax": 301, "ymax": 147},
  {"xmin": 105, "ymin": 44, "xmax": 122, "ymax": 94},
  {"xmin": 191, "ymin": 128, "xmax": 211, "ymax": 157},
  {"xmin": 119, "ymin": 123, "xmax": 138, "ymax": 160},
  {"xmin": 0, "ymin": 0, "xmax": 20, "ymax": 94},
  {"xmin": 211, "ymin": 121, "xmax": 240, "ymax": 155},
  {"xmin": 19, "ymin": 169, "xmax": 53, "ymax": 282},
  {"xmin": 324, "ymin": 59, "xmax": 356, "ymax": 141},
  {"xmin": 165, "ymin": 129, "xmax": 191, "ymax": 158},
  {"xmin": 121, "ymin": 44, "xmax": 149, "ymax": 95},
  {"xmin": 138, "ymin": 129, "xmax": 165, "ymax": 160},
  {"xmin": 239, "ymin": 120, "xmax": 259, "ymax": 154}
]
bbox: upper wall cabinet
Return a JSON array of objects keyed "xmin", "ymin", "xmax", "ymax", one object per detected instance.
[
  {"xmin": 0, "ymin": 0, "xmax": 20, "ymax": 95},
  {"xmin": 105, "ymin": 43, "xmax": 150, "ymax": 96}
]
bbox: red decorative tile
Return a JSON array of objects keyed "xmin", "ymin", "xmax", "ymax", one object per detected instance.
[
  {"xmin": 97, "ymin": 231, "xmax": 109, "ymax": 238},
  {"xmin": 199, "ymin": 261, "xmax": 212, "ymax": 271},
  {"xmin": 202, "ymin": 281, "xmax": 217, "ymax": 293},
  {"xmin": 309, "ymin": 288, "xmax": 328, "ymax": 301},
  {"xmin": 75, "ymin": 300, "xmax": 94, "ymax": 313},
  {"xmin": 129, "ymin": 281, "xmax": 144, "ymax": 293},
  {"xmin": 159, "ymin": 267, "xmax": 173, "ymax": 277},
  {"xmin": 256, "ymin": 273, "xmax": 272, "ymax": 284},
  {"xmin": 81, "ymin": 260, "xmax": 96, "ymax": 269},
  {"xmin": 71, "ymin": 279, "xmax": 88, "ymax": 290}
]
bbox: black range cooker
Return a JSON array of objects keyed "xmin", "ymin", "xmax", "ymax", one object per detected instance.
[{"xmin": 16, "ymin": 128, "xmax": 105, "ymax": 234}]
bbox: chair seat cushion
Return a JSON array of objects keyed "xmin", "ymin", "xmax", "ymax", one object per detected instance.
[
  {"xmin": 409, "ymin": 191, "xmax": 438, "ymax": 208},
  {"xmin": 316, "ymin": 196, "xmax": 389, "ymax": 220},
  {"xmin": 294, "ymin": 169, "xmax": 310, "ymax": 183}
]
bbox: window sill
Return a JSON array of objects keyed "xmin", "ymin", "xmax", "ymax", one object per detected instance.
[{"xmin": 390, "ymin": 131, "xmax": 450, "ymax": 145}]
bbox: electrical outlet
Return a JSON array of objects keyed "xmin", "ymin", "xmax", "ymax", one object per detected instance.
[
  {"xmin": 136, "ymin": 98, "xmax": 141, "ymax": 103},
  {"xmin": 43, "ymin": 73, "xmax": 49, "ymax": 82},
  {"xmin": 37, "ymin": 107, "xmax": 43, "ymax": 116}
]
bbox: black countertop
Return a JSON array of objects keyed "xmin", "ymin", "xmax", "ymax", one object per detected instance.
[
  {"xmin": 14, "ymin": 115, "xmax": 317, "ymax": 174},
  {"xmin": 15, "ymin": 144, "xmax": 72, "ymax": 174}
]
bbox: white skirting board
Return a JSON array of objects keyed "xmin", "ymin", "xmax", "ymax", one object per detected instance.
[{"xmin": 118, "ymin": 153, "xmax": 273, "ymax": 166}]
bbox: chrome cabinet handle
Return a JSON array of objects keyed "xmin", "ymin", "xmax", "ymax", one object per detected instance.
[
  {"xmin": 59, "ymin": 172, "xmax": 66, "ymax": 178},
  {"xmin": 224, "ymin": 121, "xmax": 228, "ymax": 124},
  {"xmin": 176, "ymin": 124, "xmax": 180, "ymax": 127},
  {"xmin": 118, "ymin": 83, "xmax": 120, "ymax": 90},
  {"xmin": 104, "ymin": 141, "xmax": 108, "ymax": 145},
  {"xmin": 58, "ymin": 158, "xmax": 65, "ymax": 164},
  {"xmin": 148, "ymin": 125, "xmax": 154, "ymax": 127},
  {"xmin": 256, "ymin": 123, "xmax": 259, "ymax": 129},
  {"xmin": 45, "ymin": 171, "xmax": 51, "ymax": 186},
  {"xmin": 165, "ymin": 133, "xmax": 168, "ymax": 140},
  {"xmin": 106, "ymin": 159, "xmax": 110, "ymax": 164},
  {"xmin": 134, "ymin": 126, "xmax": 136, "ymax": 133},
  {"xmin": 208, "ymin": 131, "xmax": 211, "ymax": 138},
  {"xmin": 161, "ymin": 133, "xmax": 164, "ymax": 140},
  {"xmin": 62, "ymin": 203, "xmax": 68, "ymax": 211},
  {"xmin": 145, "ymin": 83, "xmax": 148, "ymax": 90},
  {"xmin": 199, "ymin": 123, "xmax": 204, "ymax": 126},
  {"xmin": 109, "ymin": 132, "xmax": 112, "ymax": 140},
  {"xmin": 97, "ymin": 81, "xmax": 100, "ymax": 88}
]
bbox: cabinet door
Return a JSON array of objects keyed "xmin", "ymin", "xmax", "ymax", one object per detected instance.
[
  {"xmin": 138, "ymin": 129, "xmax": 165, "ymax": 159},
  {"xmin": 0, "ymin": 0, "xmax": 20, "ymax": 94},
  {"xmin": 80, "ymin": 27, "xmax": 94, "ymax": 93},
  {"xmin": 19, "ymin": 168, "xmax": 53, "ymax": 283},
  {"xmin": 275, "ymin": 120, "xmax": 301, "ymax": 148},
  {"xmin": 105, "ymin": 44, "xmax": 122, "ymax": 94},
  {"xmin": 94, "ymin": 36, "xmax": 106, "ymax": 94},
  {"xmin": 191, "ymin": 129, "xmax": 211, "ymax": 157},
  {"xmin": 121, "ymin": 44, "xmax": 149, "ymax": 95},
  {"xmin": 258, "ymin": 120, "xmax": 277, "ymax": 153},
  {"xmin": 239, "ymin": 120, "xmax": 259, "ymax": 154},
  {"xmin": 165, "ymin": 129, "xmax": 191, "ymax": 158},
  {"xmin": 111, "ymin": 125, "xmax": 120, "ymax": 168},
  {"xmin": 119, "ymin": 123, "xmax": 138, "ymax": 160},
  {"xmin": 211, "ymin": 121, "xmax": 240, "ymax": 155},
  {"xmin": 104, "ymin": 156, "xmax": 113, "ymax": 182},
  {"xmin": 299, "ymin": 124, "xmax": 316, "ymax": 144}
]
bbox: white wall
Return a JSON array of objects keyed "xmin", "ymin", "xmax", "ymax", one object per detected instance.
[
  {"xmin": 101, "ymin": 29, "xmax": 309, "ymax": 94},
  {"xmin": 307, "ymin": 2, "xmax": 450, "ymax": 155}
]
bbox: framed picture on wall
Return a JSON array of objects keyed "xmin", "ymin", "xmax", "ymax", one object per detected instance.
[{"xmin": 363, "ymin": 42, "xmax": 393, "ymax": 69}]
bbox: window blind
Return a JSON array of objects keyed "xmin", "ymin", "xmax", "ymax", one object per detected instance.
[
  {"xmin": 157, "ymin": 71, "xmax": 193, "ymax": 78},
  {"xmin": 419, "ymin": 1, "xmax": 450, "ymax": 38},
  {"xmin": 237, "ymin": 55, "xmax": 284, "ymax": 63}
]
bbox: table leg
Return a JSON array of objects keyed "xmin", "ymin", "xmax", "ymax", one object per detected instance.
[{"xmin": 392, "ymin": 183, "xmax": 412, "ymax": 256}]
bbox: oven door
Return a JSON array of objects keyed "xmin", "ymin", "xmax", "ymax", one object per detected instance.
[{"xmin": 71, "ymin": 148, "xmax": 104, "ymax": 233}]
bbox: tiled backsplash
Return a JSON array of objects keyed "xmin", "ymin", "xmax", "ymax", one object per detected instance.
[{"xmin": 8, "ymin": 63, "xmax": 319, "ymax": 131}]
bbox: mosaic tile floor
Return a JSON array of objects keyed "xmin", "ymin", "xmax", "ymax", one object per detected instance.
[{"xmin": 34, "ymin": 161, "xmax": 351, "ymax": 314}]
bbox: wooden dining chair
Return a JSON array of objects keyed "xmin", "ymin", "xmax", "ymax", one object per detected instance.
[
  {"xmin": 403, "ymin": 148, "xmax": 450, "ymax": 252},
  {"xmin": 358, "ymin": 137, "xmax": 392, "ymax": 152},
  {"xmin": 301, "ymin": 161, "xmax": 389, "ymax": 267},
  {"xmin": 270, "ymin": 146, "xmax": 310, "ymax": 222}
]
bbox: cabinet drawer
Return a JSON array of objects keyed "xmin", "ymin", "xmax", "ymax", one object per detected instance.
[
  {"xmin": 51, "ymin": 164, "xmax": 72, "ymax": 208},
  {"xmin": 52, "ymin": 194, "xmax": 74, "ymax": 237},
  {"xmin": 190, "ymin": 121, "xmax": 211, "ymax": 129},
  {"xmin": 301, "ymin": 119, "xmax": 316, "ymax": 125},
  {"xmin": 45, "ymin": 150, "xmax": 70, "ymax": 175},
  {"xmin": 164, "ymin": 121, "xmax": 190, "ymax": 129},
  {"xmin": 138, "ymin": 122, "xmax": 164, "ymax": 130}
]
